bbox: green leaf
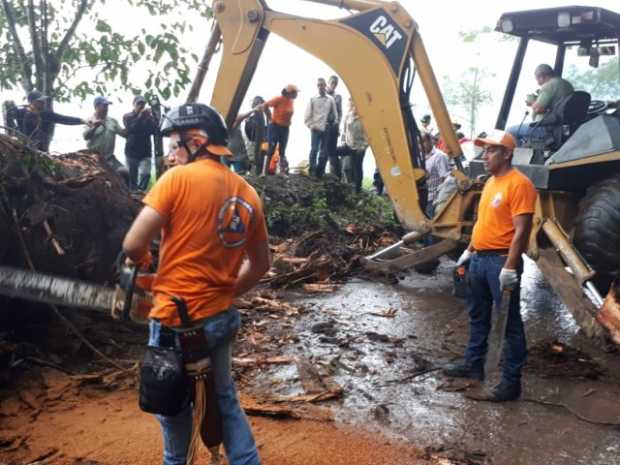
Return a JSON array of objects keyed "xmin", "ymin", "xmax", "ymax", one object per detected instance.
[
  {"xmin": 0, "ymin": 0, "xmax": 212, "ymax": 103},
  {"xmin": 95, "ymin": 19, "xmax": 112, "ymax": 33}
]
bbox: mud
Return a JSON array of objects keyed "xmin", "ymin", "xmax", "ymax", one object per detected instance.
[
  {"xmin": 2, "ymin": 144, "xmax": 620, "ymax": 464},
  {"xmin": 0, "ymin": 378, "xmax": 425, "ymax": 465},
  {"xmin": 246, "ymin": 258, "xmax": 620, "ymax": 465},
  {"xmin": 2, "ymin": 258, "xmax": 620, "ymax": 465}
]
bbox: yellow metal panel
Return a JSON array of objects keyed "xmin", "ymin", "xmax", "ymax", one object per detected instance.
[
  {"xmin": 211, "ymin": 0, "xmax": 266, "ymax": 126},
  {"xmin": 547, "ymin": 150, "xmax": 620, "ymax": 170},
  {"xmin": 300, "ymin": 0, "xmax": 384, "ymax": 11},
  {"xmin": 264, "ymin": 11, "xmax": 427, "ymax": 230},
  {"xmin": 411, "ymin": 33, "xmax": 462, "ymax": 159}
]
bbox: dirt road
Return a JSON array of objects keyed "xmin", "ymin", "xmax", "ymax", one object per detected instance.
[
  {"xmin": 2, "ymin": 259, "xmax": 620, "ymax": 465},
  {"xmin": 0, "ymin": 381, "xmax": 424, "ymax": 465}
]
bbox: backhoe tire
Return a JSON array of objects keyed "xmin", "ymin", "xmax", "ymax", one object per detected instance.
[{"xmin": 573, "ymin": 175, "xmax": 620, "ymax": 279}]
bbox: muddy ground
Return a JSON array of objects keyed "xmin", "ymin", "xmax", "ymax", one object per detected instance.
[
  {"xmin": 2, "ymin": 258, "xmax": 620, "ymax": 465},
  {"xmin": 1, "ymin": 139, "xmax": 619, "ymax": 465}
]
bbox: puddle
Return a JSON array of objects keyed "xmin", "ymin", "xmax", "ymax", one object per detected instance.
[{"xmin": 252, "ymin": 258, "xmax": 620, "ymax": 465}]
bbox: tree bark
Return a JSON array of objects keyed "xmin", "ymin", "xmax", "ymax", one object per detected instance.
[
  {"xmin": 26, "ymin": 0, "xmax": 44, "ymax": 90},
  {"xmin": 41, "ymin": 0, "xmax": 50, "ymax": 97},
  {"xmin": 54, "ymin": 0, "xmax": 92, "ymax": 66}
]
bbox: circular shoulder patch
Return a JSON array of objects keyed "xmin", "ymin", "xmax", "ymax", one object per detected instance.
[{"xmin": 217, "ymin": 197, "xmax": 255, "ymax": 248}]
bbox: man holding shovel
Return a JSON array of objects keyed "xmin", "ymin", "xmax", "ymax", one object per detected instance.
[{"xmin": 443, "ymin": 130, "xmax": 537, "ymax": 402}]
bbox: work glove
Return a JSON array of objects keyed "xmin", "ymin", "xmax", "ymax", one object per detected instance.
[
  {"xmin": 499, "ymin": 268, "xmax": 519, "ymax": 291},
  {"xmin": 455, "ymin": 249, "xmax": 473, "ymax": 267}
]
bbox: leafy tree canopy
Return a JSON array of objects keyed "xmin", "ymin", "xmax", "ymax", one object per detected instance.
[
  {"xmin": 0, "ymin": 0, "xmax": 211, "ymax": 103},
  {"xmin": 442, "ymin": 66, "xmax": 494, "ymax": 138},
  {"xmin": 564, "ymin": 57, "xmax": 619, "ymax": 101}
]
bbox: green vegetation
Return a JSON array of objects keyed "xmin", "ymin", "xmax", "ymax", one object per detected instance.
[
  {"xmin": 248, "ymin": 174, "xmax": 399, "ymax": 237},
  {"xmin": 565, "ymin": 57, "xmax": 619, "ymax": 101},
  {"xmin": 0, "ymin": 1, "xmax": 210, "ymax": 101}
]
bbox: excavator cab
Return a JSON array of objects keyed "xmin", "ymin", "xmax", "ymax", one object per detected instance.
[
  {"xmin": 466, "ymin": 6, "xmax": 620, "ymax": 343},
  {"xmin": 478, "ymin": 6, "xmax": 620, "ymax": 185},
  {"xmin": 494, "ymin": 6, "xmax": 619, "ymax": 133}
]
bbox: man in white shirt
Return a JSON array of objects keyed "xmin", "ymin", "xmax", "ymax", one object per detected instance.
[
  {"xmin": 341, "ymin": 99, "xmax": 368, "ymax": 192},
  {"xmin": 305, "ymin": 77, "xmax": 337, "ymax": 177},
  {"xmin": 422, "ymin": 133, "xmax": 451, "ymax": 217},
  {"xmin": 326, "ymin": 75, "xmax": 343, "ymax": 179}
]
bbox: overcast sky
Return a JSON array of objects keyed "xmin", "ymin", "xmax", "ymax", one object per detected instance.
[{"xmin": 2, "ymin": 0, "xmax": 618, "ymax": 175}]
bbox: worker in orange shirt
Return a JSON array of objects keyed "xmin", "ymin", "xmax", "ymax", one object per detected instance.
[
  {"xmin": 122, "ymin": 103, "xmax": 270, "ymax": 465},
  {"xmin": 261, "ymin": 84, "xmax": 299, "ymax": 175},
  {"xmin": 443, "ymin": 130, "xmax": 537, "ymax": 402}
]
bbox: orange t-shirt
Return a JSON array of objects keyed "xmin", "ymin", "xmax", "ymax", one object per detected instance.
[
  {"xmin": 471, "ymin": 168, "xmax": 537, "ymax": 251},
  {"xmin": 265, "ymin": 96, "xmax": 294, "ymax": 127},
  {"xmin": 143, "ymin": 158, "xmax": 268, "ymax": 326}
]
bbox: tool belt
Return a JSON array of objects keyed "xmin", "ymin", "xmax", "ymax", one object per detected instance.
[
  {"xmin": 138, "ymin": 297, "xmax": 226, "ymax": 458},
  {"xmin": 475, "ymin": 249, "xmax": 509, "ymax": 256}
]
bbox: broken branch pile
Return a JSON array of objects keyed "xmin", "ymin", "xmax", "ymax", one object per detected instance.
[{"xmin": 246, "ymin": 173, "xmax": 401, "ymax": 288}]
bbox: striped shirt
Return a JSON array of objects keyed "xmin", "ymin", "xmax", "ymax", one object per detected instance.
[{"xmin": 425, "ymin": 147, "xmax": 451, "ymax": 203}]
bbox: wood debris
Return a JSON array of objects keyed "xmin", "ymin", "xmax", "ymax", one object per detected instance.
[
  {"xmin": 367, "ymin": 308, "xmax": 398, "ymax": 318},
  {"xmin": 233, "ymin": 355, "xmax": 296, "ymax": 368},
  {"xmin": 303, "ymin": 283, "xmax": 339, "ymax": 294},
  {"xmin": 267, "ymin": 389, "xmax": 343, "ymax": 404}
]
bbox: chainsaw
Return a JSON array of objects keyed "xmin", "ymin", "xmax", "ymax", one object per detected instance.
[{"xmin": 0, "ymin": 258, "xmax": 153, "ymax": 324}]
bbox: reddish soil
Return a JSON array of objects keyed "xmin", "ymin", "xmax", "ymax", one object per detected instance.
[{"xmin": 0, "ymin": 369, "xmax": 425, "ymax": 465}]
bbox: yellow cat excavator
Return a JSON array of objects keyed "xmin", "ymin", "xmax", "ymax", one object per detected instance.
[{"xmin": 199, "ymin": 0, "xmax": 620, "ymax": 344}]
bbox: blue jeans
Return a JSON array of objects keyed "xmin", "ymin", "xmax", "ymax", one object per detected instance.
[
  {"xmin": 309, "ymin": 129, "xmax": 329, "ymax": 177},
  {"xmin": 265, "ymin": 123, "xmax": 289, "ymax": 173},
  {"xmin": 424, "ymin": 203, "xmax": 436, "ymax": 246},
  {"xmin": 465, "ymin": 254, "xmax": 526, "ymax": 385},
  {"xmin": 126, "ymin": 156, "xmax": 151, "ymax": 191},
  {"xmin": 507, "ymin": 124, "xmax": 551, "ymax": 147},
  {"xmin": 223, "ymin": 157, "xmax": 249, "ymax": 175},
  {"xmin": 148, "ymin": 309, "xmax": 260, "ymax": 465}
]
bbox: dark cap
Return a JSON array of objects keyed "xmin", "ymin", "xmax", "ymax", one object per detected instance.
[
  {"xmin": 133, "ymin": 95, "xmax": 146, "ymax": 105},
  {"xmin": 421, "ymin": 114, "xmax": 431, "ymax": 124},
  {"xmin": 94, "ymin": 96, "xmax": 112, "ymax": 107},
  {"xmin": 27, "ymin": 90, "xmax": 49, "ymax": 103}
]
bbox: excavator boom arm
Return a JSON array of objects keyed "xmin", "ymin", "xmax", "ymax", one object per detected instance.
[{"xmin": 209, "ymin": 0, "xmax": 462, "ymax": 230}]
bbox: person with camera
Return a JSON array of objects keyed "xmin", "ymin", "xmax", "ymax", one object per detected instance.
[{"xmin": 123, "ymin": 95, "xmax": 159, "ymax": 191}]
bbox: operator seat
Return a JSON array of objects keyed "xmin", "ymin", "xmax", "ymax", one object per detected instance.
[{"xmin": 530, "ymin": 91, "xmax": 591, "ymax": 150}]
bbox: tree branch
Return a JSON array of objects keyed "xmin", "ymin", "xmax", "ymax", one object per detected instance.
[
  {"xmin": 26, "ymin": 0, "xmax": 44, "ymax": 89},
  {"xmin": 41, "ymin": 0, "xmax": 50, "ymax": 95},
  {"xmin": 54, "ymin": 0, "xmax": 91, "ymax": 64},
  {"xmin": 0, "ymin": 0, "xmax": 33, "ymax": 90}
]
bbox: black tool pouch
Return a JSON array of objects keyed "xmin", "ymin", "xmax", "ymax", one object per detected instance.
[{"xmin": 139, "ymin": 346, "xmax": 190, "ymax": 416}]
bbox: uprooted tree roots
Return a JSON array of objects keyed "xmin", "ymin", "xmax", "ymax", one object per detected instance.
[
  {"xmin": 0, "ymin": 135, "xmax": 141, "ymax": 373},
  {"xmin": 0, "ymin": 136, "xmax": 140, "ymax": 283}
]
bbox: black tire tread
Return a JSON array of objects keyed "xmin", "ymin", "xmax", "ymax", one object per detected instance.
[{"xmin": 573, "ymin": 176, "xmax": 620, "ymax": 277}]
